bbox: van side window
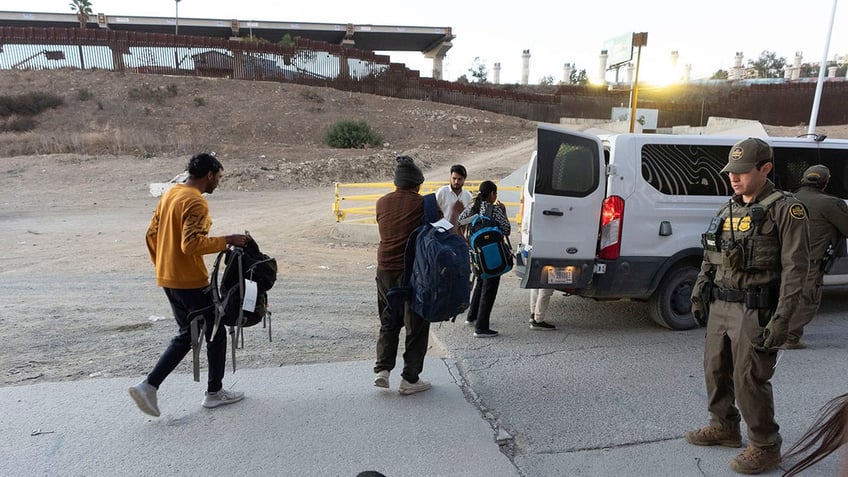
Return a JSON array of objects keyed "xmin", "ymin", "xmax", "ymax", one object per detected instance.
[
  {"xmin": 535, "ymin": 130, "xmax": 599, "ymax": 197},
  {"xmin": 772, "ymin": 147, "xmax": 848, "ymax": 200},
  {"xmin": 641, "ymin": 144, "xmax": 732, "ymax": 196}
]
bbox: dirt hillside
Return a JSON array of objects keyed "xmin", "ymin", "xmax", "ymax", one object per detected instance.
[
  {"xmin": 2, "ymin": 69, "xmax": 846, "ymax": 188},
  {"xmin": 0, "ymin": 69, "xmax": 538, "ymax": 188}
]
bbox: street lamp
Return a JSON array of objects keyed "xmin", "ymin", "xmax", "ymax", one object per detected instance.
[
  {"xmin": 174, "ymin": 0, "xmax": 181, "ymax": 68},
  {"xmin": 174, "ymin": 0, "xmax": 180, "ymax": 35},
  {"xmin": 628, "ymin": 32, "xmax": 648, "ymax": 133}
]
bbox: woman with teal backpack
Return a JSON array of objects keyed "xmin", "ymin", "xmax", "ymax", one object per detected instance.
[{"xmin": 459, "ymin": 180, "xmax": 511, "ymax": 338}]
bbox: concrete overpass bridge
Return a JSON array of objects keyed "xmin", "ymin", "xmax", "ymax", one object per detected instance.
[{"xmin": 0, "ymin": 10, "xmax": 454, "ymax": 79}]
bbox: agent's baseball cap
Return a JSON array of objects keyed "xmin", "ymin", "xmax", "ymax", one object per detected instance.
[
  {"xmin": 801, "ymin": 164, "xmax": 831, "ymax": 186},
  {"xmin": 721, "ymin": 138, "xmax": 772, "ymax": 174}
]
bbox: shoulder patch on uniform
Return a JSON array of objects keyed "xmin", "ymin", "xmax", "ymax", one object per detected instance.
[{"xmin": 789, "ymin": 203, "xmax": 806, "ymax": 219}]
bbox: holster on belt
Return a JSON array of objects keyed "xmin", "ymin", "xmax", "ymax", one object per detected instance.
[{"xmin": 821, "ymin": 244, "xmax": 835, "ymax": 273}]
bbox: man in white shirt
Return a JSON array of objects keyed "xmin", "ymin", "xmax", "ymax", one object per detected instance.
[{"xmin": 435, "ymin": 164, "xmax": 472, "ymax": 228}]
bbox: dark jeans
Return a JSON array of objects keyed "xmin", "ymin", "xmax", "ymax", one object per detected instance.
[
  {"xmin": 147, "ymin": 287, "xmax": 227, "ymax": 393},
  {"xmin": 374, "ymin": 269, "xmax": 430, "ymax": 383},
  {"xmin": 467, "ymin": 275, "xmax": 501, "ymax": 332}
]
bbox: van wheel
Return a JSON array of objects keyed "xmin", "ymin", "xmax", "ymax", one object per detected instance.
[{"xmin": 648, "ymin": 265, "xmax": 699, "ymax": 330}]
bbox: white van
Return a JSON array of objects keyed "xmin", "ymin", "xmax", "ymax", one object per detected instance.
[{"xmin": 517, "ymin": 124, "xmax": 848, "ymax": 330}]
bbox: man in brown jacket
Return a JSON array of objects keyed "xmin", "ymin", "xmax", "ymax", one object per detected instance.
[
  {"xmin": 686, "ymin": 138, "xmax": 810, "ymax": 474},
  {"xmin": 373, "ymin": 156, "xmax": 433, "ymax": 395},
  {"xmin": 788, "ymin": 165, "xmax": 848, "ymax": 348}
]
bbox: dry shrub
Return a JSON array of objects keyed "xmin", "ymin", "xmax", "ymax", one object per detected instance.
[
  {"xmin": 0, "ymin": 92, "xmax": 64, "ymax": 117},
  {"xmin": 0, "ymin": 117, "xmax": 38, "ymax": 132}
]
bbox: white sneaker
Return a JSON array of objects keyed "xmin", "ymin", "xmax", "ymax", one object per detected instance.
[
  {"xmin": 128, "ymin": 380, "xmax": 160, "ymax": 417},
  {"xmin": 202, "ymin": 388, "xmax": 245, "ymax": 408},
  {"xmin": 398, "ymin": 378, "xmax": 431, "ymax": 395},
  {"xmin": 374, "ymin": 370, "xmax": 390, "ymax": 388}
]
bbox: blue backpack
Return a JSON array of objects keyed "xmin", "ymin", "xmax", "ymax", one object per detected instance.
[
  {"xmin": 386, "ymin": 194, "xmax": 471, "ymax": 323},
  {"xmin": 468, "ymin": 213, "xmax": 513, "ymax": 279}
]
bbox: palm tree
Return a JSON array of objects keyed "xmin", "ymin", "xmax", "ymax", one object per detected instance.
[
  {"xmin": 69, "ymin": 0, "xmax": 92, "ymax": 28},
  {"xmin": 69, "ymin": 0, "xmax": 93, "ymax": 68}
]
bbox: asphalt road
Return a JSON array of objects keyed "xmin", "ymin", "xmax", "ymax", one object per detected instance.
[
  {"xmin": 2, "ymin": 268, "xmax": 844, "ymax": 476},
  {"xmin": 431, "ymin": 274, "xmax": 847, "ymax": 476}
]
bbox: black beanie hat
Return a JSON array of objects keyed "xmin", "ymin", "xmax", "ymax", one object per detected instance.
[{"xmin": 393, "ymin": 155, "xmax": 424, "ymax": 189}]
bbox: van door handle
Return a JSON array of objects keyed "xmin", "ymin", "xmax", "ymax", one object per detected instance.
[{"xmin": 542, "ymin": 209, "xmax": 564, "ymax": 216}]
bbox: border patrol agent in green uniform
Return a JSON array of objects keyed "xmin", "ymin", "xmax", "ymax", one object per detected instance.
[
  {"xmin": 788, "ymin": 165, "xmax": 848, "ymax": 348},
  {"xmin": 685, "ymin": 138, "xmax": 810, "ymax": 475}
]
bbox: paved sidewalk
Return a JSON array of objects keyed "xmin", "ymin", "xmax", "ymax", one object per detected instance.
[{"xmin": 0, "ymin": 358, "xmax": 517, "ymax": 477}]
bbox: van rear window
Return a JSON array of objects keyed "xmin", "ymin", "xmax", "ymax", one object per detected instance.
[
  {"xmin": 536, "ymin": 130, "xmax": 599, "ymax": 197},
  {"xmin": 641, "ymin": 144, "xmax": 732, "ymax": 196},
  {"xmin": 773, "ymin": 147, "xmax": 848, "ymax": 200}
]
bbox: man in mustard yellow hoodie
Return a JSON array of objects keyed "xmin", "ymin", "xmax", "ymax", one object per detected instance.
[{"xmin": 129, "ymin": 153, "xmax": 250, "ymax": 417}]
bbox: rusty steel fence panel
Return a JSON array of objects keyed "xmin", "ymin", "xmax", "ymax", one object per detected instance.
[
  {"xmin": 2, "ymin": 27, "xmax": 847, "ymax": 125},
  {"xmin": 0, "ymin": 26, "xmax": 566, "ymax": 122}
]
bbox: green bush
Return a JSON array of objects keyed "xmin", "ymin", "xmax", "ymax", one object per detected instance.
[
  {"xmin": 323, "ymin": 120, "xmax": 382, "ymax": 149},
  {"xmin": 0, "ymin": 92, "xmax": 64, "ymax": 118}
]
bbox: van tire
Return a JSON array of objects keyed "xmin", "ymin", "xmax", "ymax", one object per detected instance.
[{"xmin": 648, "ymin": 265, "xmax": 699, "ymax": 330}]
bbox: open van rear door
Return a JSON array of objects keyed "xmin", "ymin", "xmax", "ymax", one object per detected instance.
[{"xmin": 520, "ymin": 125, "xmax": 606, "ymax": 290}]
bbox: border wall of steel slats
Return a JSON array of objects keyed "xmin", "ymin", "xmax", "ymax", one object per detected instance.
[{"xmin": 1, "ymin": 26, "xmax": 847, "ymax": 126}]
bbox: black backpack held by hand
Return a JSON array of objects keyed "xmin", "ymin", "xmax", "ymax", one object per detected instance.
[
  {"xmin": 189, "ymin": 232, "xmax": 277, "ymax": 381},
  {"xmin": 216, "ymin": 236, "xmax": 277, "ymax": 329}
]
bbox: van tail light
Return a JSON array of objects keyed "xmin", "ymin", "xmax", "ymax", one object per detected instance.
[{"xmin": 598, "ymin": 195, "xmax": 624, "ymax": 260}]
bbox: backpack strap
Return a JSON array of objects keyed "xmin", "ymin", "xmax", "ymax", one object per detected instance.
[
  {"xmin": 187, "ymin": 248, "xmax": 227, "ymax": 382},
  {"xmin": 206, "ymin": 247, "xmax": 248, "ymax": 375},
  {"xmin": 400, "ymin": 193, "xmax": 439, "ymax": 286},
  {"xmin": 422, "ymin": 193, "xmax": 440, "ymax": 224},
  {"xmin": 399, "ymin": 226, "xmax": 421, "ymax": 288},
  {"xmin": 209, "ymin": 248, "xmax": 243, "ymax": 340}
]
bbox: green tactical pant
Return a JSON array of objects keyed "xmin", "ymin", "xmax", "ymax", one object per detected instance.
[
  {"xmin": 789, "ymin": 263, "xmax": 823, "ymax": 342},
  {"xmin": 703, "ymin": 299, "xmax": 782, "ymax": 448}
]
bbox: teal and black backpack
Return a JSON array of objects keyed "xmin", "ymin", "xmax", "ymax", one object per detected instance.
[{"xmin": 467, "ymin": 212, "xmax": 513, "ymax": 279}]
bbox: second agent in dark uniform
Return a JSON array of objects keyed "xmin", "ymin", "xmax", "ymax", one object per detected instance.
[
  {"xmin": 788, "ymin": 165, "xmax": 848, "ymax": 348},
  {"xmin": 686, "ymin": 138, "xmax": 810, "ymax": 475}
]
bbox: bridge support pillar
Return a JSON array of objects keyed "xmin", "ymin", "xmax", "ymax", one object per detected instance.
[{"xmin": 424, "ymin": 35, "xmax": 453, "ymax": 81}]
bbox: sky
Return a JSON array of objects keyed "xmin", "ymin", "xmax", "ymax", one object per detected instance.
[{"xmin": 3, "ymin": 0, "xmax": 847, "ymax": 84}]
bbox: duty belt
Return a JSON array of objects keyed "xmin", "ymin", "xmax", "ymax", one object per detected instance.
[
  {"xmin": 711, "ymin": 285, "xmax": 778, "ymax": 309},
  {"xmin": 712, "ymin": 287, "xmax": 746, "ymax": 302}
]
